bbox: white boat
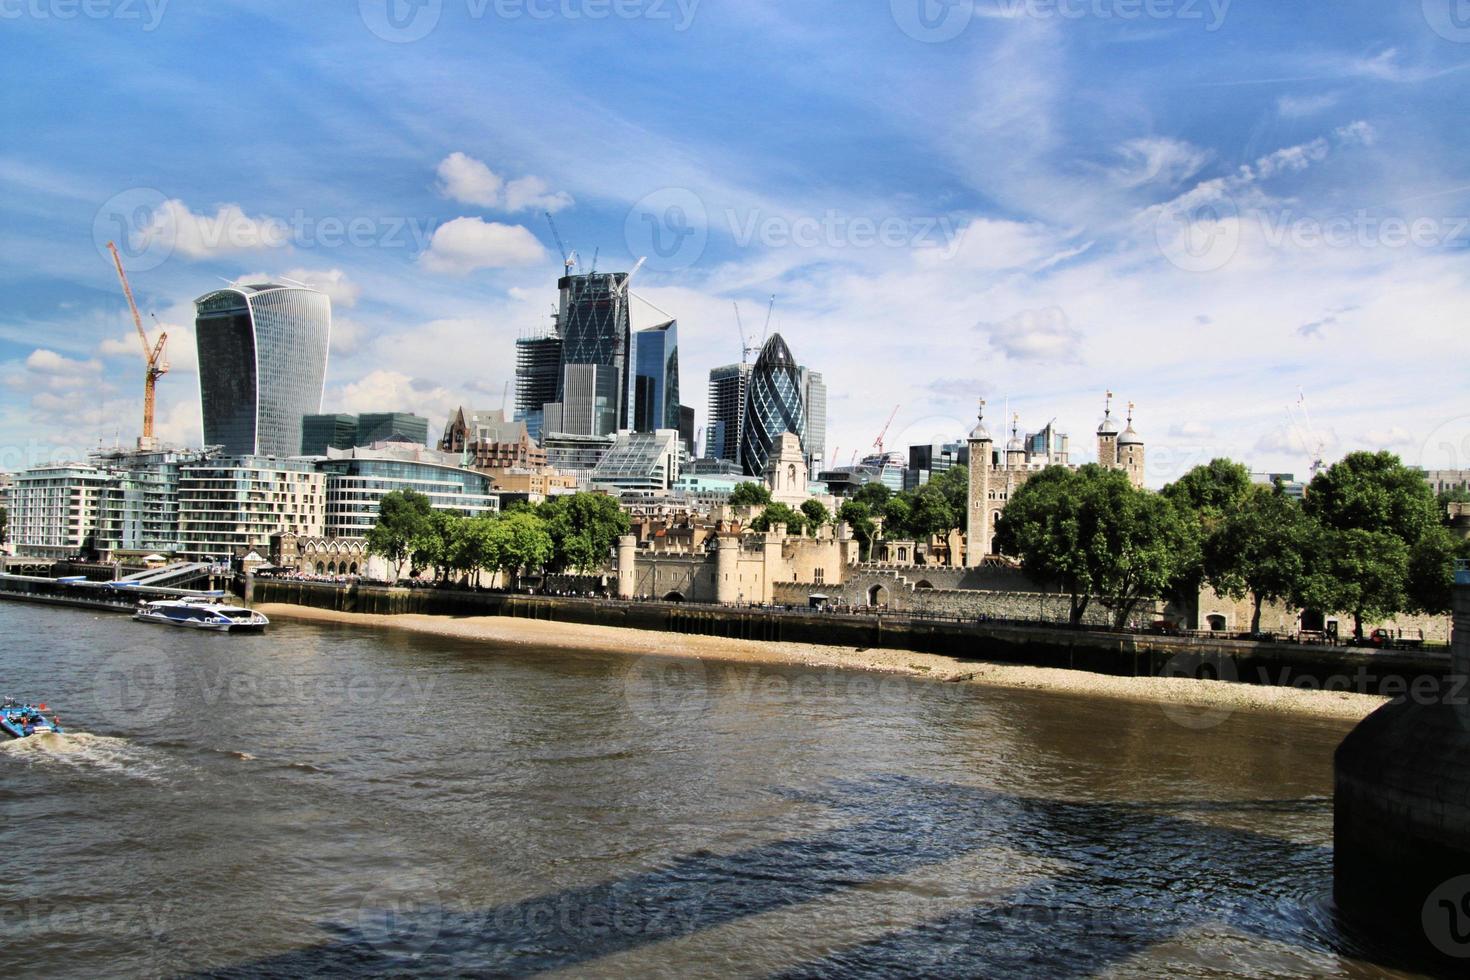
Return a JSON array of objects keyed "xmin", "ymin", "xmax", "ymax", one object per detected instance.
[{"xmin": 133, "ymin": 597, "xmax": 269, "ymax": 632}]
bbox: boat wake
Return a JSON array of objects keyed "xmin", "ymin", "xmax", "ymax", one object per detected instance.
[{"xmin": 0, "ymin": 731, "xmax": 172, "ymax": 781}]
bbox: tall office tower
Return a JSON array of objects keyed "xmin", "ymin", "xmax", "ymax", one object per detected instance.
[
  {"xmin": 677, "ymin": 405, "xmax": 696, "ymax": 456},
  {"xmin": 514, "ymin": 332, "xmax": 562, "ymax": 442},
  {"xmin": 704, "ymin": 362, "xmax": 752, "ymax": 464},
  {"xmin": 195, "ymin": 283, "xmax": 331, "ymax": 457},
  {"xmin": 628, "ymin": 320, "xmax": 680, "ymax": 432},
  {"xmin": 301, "ymin": 414, "xmax": 358, "ymax": 455},
  {"xmin": 739, "ymin": 334, "xmax": 806, "ymax": 477},
  {"xmin": 558, "ymin": 363, "xmax": 620, "ymax": 436},
  {"xmin": 355, "ymin": 412, "xmax": 429, "ymax": 447},
  {"xmin": 800, "ymin": 367, "xmax": 826, "ymax": 478},
  {"xmin": 555, "ymin": 271, "xmax": 631, "ymax": 428}
]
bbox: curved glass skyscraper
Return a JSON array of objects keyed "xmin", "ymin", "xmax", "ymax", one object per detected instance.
[
  {"xmin": 739, "ymin": 333, "xmax": 806, "ymax": 476},
  {"xmin": 194, "ymin": 284, "xmax": 331, "ymax": 457}
]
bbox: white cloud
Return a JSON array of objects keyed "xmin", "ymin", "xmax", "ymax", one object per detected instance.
[
  {"xmin": 419, "ymin": 217, "xmax": 545, "ymax": 274},
  {"xmin": 504, "ymin": 175, "xmax": 573, "ymax": 213},
  {"xmin": 330, "ymin": 316, "xmax": 366, "ymax": 356},
  {"xmin": 139, "ymin": 199, "xmax": 286, "ymax": 258},
  {"xmin": 1169, "ymin": 420, "xmax": 1216, "ymax": 439},
  {"xmin": 26, "ymin": 349, "xmax": 100, "ymax": 376},
  {"xmin": 979, "ymin": 307, "xmax": 1082, "ymax": 363},
  {"xmin": 1113, "ymin": 137, "xmax": 1209, "ymax": 189},
  {"xmin": 284, "ymin": 267, "xmax": 360, "ymax": 307},
  {"xmin": 1276, "ymin": 93, "xmax": 1339, "ymax": 118},
  {"xmin": 1363, "ymin": 425, "xmax": 1415, "ymax": 450},
  {"xmin": 434, "ymin": 152, "xmax": 573, "ymax": 213},
  {"xmin": 436, "ymin": 151, "xmax": 503, "ymax": 207}
]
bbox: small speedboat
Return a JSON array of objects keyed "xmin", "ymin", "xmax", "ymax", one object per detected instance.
[
  {"xmin": 134, "ymin": 597, "xmax": 269, "ymax": 633},
  {"xmin": 2, "ymin": 698, "xmax": 63, "ymax": 739}
]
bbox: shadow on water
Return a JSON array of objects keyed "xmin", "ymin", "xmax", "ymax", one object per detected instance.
[{"xmin": 192, "ymin": 774, "xmax": 1426, "ymax": 978}]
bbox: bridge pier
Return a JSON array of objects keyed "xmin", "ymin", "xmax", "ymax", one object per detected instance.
[{"xmin": 1335, "ymin": 565, "xmax": 1470, "ymax": 965}]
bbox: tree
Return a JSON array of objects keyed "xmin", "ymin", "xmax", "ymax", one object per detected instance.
[
  {"xmin": 852, "ymin": 481, "xmax": 892, "ymax": 515},
  {"xmin": 539, "ymin": 492, "xmax": 631, "ymax": 573},
  {"xmin": 1304, "ymin": 451, "xmax": 1440, "ymax": 545},
  {"xmin": 933, "ymin": 465, "xmax": 969, "ymax": 531},
  {"xmin": 365, "ymin": 490, "xmax": 433, "ymax": 581},
  {"xmin": 1205, "ymin": 483, "xmax": 1309, "ymax": 633},
  {"xmin": 838, "ymin": 500, "xmax": 877, "ymax": 560},
  {"xmin": 487, "ymin": 510, "xmax": 555, "ymax": 587},
  {"xmin": 750, "ymin": 502, "xmax": 806, "ymax": 536},
  {"xmin": 728, "ymin": 482, "xmax": 772, "ymax": 507},
  {"xmin": 1162, "ymin": 459, "xmax": 1253, "ymax": 598},
  {"xmin": 1405, "ymin": 524, "xmax": 1470, "ymax": 616},
  {"xmin": 997, "ymin": 465, "xmax": 1194, "ymax": 628},
  {"xmin": 412, "ymin": 509, "xmax": 464, "ymax": 584},
  {"xmin": 800, "ymin": 499, "xmax": 830, "ymax": 533},
  {"xmin": 1295, "ymin": 528, "xmax": 1409, "ymax": 641},
  {"xmin": 451, "ymin": 515, "xmax": 501, "ymax": 584}
]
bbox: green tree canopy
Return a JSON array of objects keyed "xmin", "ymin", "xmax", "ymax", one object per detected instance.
[
  {"xmin": 838, "ymin": 499, "xmax": 877, "ymax": 560},
  {"xmin": 800, "ymin": 498, "xmax": 831, "ymax": 531},
  {"xmin": 852, "ymin": 481, "xmax": 893, "ymax": 515},
  {"xmin": 1161, "ymin": 458, "xmax": 1253, "ymax": 518},
  {"xmin": 1295, "ymin": 527, "xmax": 1410, "ymax": 640},
  {"xmin": 412, "ymin": 509, "xmax": 464, "ymax": 583},
  {"xmin": 1205, "ymin": 483, "xmax": 1310, "ymax": 633},
  {"xmin": 1304, "ymin": 450, "xmax": 1440, "ymax": 545},
  {"xmin": 365, "ymin": 489, "xmax": 434, "ymax": 580},
  {"xmin": 1405, "ymin": 524, "xmax": 1470, "ymax": 616},
  {"xmin": 538, "ymin": 492, "xmax": 631, "ymax": 573},
  {"xmin": 996, "ymin": 464, "xmax": 1194, "ymax": 628},
  {"xmin": 728, "ymin": 482, "xmax": 772, "ymax": 507},
  {"xmin": 750, "ymin": 502, "xmax": 807, "ymax": 536}
]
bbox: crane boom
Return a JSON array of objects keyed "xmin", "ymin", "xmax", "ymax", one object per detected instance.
[
  {"xmin": 105, "ymin": 241, "xmax": 169, "ymax": 446},
  {"xmin": 873, "ymin": 404, "xmax": 900, "ymax": 456}
]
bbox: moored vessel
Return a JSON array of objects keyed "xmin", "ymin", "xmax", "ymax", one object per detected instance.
[{"xmin": 133, "ymin": 597, "xmax": 269, "ymax": 632}]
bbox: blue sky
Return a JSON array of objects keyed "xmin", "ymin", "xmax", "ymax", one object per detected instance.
[{"xmin": 3, "ymin": 0, "xmax": 1469, "ymax": 484}]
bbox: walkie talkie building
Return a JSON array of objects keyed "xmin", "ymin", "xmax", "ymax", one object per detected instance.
[
  {"xmin": 739, "ymin": 333, "xmax": 806, "ymax": 477},
  {"xmin": 194, "ymin": 283, "xmax": 331, "ymax": 457}
]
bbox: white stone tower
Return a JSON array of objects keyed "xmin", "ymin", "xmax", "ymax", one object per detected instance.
[
  {"xmin": 1097, "ymin": 390, "xmax": 1120, "ymax": 469},
  {"xmin": 1118, "ymin": 401, "xmax": 1145, "ymax": 488},
  {"xmin": 965, "ymin": 399, "xmax": 993, "ymax": 567}
]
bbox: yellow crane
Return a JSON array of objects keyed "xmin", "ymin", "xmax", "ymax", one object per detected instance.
[{"xmin": 105, "ymin": 241, "xmax": 169, "ymax": 449}]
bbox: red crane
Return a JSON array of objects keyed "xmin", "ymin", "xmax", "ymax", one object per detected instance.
[{"xmin": 872, "ymin": 404, "xmax": 900, "ymax": 457}]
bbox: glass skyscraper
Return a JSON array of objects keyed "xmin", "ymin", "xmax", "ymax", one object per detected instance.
[
  {"xmin": 555, "ymin": 272, "xmax": 631, "ymax": 428},
  {"xmin": 704, "ymin": 362, "xmax": 751, "ymax": 464},
  {"xmin": 629, "ymin": 320, "xmax": 680, "ymax": 433},
  {"xmin": 800, "ymin": 367, "xmax": 826, "ymax": 477},
  {"xmin": 195, "ymin": 284, "xmax": 331, "ymax": 457},
  {"xmin": 739, "ymin": 334, "xmax": 806, "ymax": 477}
]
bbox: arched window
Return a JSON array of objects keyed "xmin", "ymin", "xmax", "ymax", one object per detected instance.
[
  {"xmin": 315, "ymin": 562, "xmax": 325, "ymax": 574},
  {"xmin": 349, "ymin": 563, "xmax": 358, "ymax": 575},
  {"xmin": 1206, "ymin": 614, "xmax": 1227, "ymax": 631}
]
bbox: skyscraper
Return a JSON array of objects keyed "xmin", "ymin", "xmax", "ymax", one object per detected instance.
[
  {"xmin": 556, "ymin": 271, "xmax": 631, "ymax": 429},
  {"xmin": 800, "ymin": 367, "xmax": 826, "ymax": 478},
  {"xmin": 514, "ymin": 332, "xmax": 562, "ymax": 442},
  {"xmin": 739, "ymin": 333, "xmax": 806, "ymax": 477},
  {"xmin": 629, "ymin": 320, "xmax": 680, "ymax": 432},
  {"xmin": 195, "ymin": 283, "xmax": 331, "ymax": 457},
  {"xmin": 704, "ymin": 362, "xmax": 751, "ymax": 464}
]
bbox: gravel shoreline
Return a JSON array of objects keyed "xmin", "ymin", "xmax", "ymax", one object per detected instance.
[{"xmin": 255, "ymin": 603, "xmax": 1387, "ymax": 723}]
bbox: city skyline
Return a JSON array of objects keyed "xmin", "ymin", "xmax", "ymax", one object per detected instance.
[{"xmin": 2, "ymin": 5, "xmax": 1469, "ymax": 485}]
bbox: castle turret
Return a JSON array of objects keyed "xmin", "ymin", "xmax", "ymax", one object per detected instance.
[
  {"xmin": 1097, "ymin": 390, "xmax": 1120, "ymax": 468},
  {"xmin": 965, "ymin": 399, "xmax": 993, "ymax": 567},
  {"xmin": 1118, "ymin": 401, "xmax": 1145, "ymax": 488},
  {"xmin": 616, "ymin": 534, "xmax": 637, "ymax": 598},
  {"xmin": 715, "ymin": 535, "xmax": 740, "ymax": 604},
  {"xmin": 1005, "ymin": 413, "xmax": 1027, "ymax": 469}
]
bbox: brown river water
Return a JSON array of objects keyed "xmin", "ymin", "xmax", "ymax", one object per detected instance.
[{"xmin": 0, "ymin": 601, "xmax": 1440, "ymax": 977}]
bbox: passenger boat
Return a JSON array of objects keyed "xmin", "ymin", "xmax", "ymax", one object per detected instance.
[
  {"xmin": 1, "ymin": 698, "xmax": 63, "ymax": 739},
  {"xmin": 133, "ymin": 597, "xmax": 269, "ymax": 632}
]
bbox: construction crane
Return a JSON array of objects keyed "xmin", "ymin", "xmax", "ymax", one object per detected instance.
[
  {"xmin": 1286, "ymin": 389, "xmax": 1328, "ymax": 477},
  {"xmin": 544, "ymin": 211, "xmax": 577, "ymax": 274},
  {"xmin": 105, "ymin": 241, "xmax": 169, "ymax": 450},
  {"xmin": 872, "ymin": 404, "xmax": 900, "ymax": 456}
]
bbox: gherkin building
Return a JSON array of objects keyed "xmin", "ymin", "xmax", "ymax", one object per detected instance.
[{"xmin": 739, "ymin": 333, "xmax": 805, "ymax": 476}]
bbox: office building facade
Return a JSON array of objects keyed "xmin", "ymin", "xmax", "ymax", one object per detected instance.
[
  {"xmin": 739, "ymin": 334, "xmax": 806, "ymax": 477},
  {"xmin": 195, "ymin": 283, "xmax": 331, "ymax": 457},
  {"xmin": 801, "ymin": 367, "xmax": 826, "ymax": 478},
  {"xmin": 514, "ymin": 332, "xmax": 563, "ymax": 442},
  {"xmin": 318, "ymin": 445, "xmax": 500, "ymax": 539},
  {"xmin": 6, "ymin": 463, "xmax": 111, "ymax": 558},
  {"xmin": 704, "ymin": 362, "xmax": 752, "ymax": 464},
  {"xmin": 629, "ymin": 320, "xmax": 680, "ymax": 433}
]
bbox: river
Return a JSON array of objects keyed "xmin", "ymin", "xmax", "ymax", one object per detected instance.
[{"xmin": 0, "ymin": 601, "xmax": 1431, "ymax": 977}]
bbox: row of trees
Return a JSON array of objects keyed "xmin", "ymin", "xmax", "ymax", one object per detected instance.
[
  {"xmin": 997, "ymin": 452, "xmax": 1469, "ymax": 635},
  {"xmin": 364, "ymin": 490, "xmax": 630, "ymax": 586},
  {"xmin": 728, "ymin": 482, "xmax": 833, "ymax": 538}
]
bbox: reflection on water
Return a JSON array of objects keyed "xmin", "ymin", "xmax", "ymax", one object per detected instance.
[{"xmin": 0, "ymin": 603, "xmax": 1431, "ymax": 978}]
